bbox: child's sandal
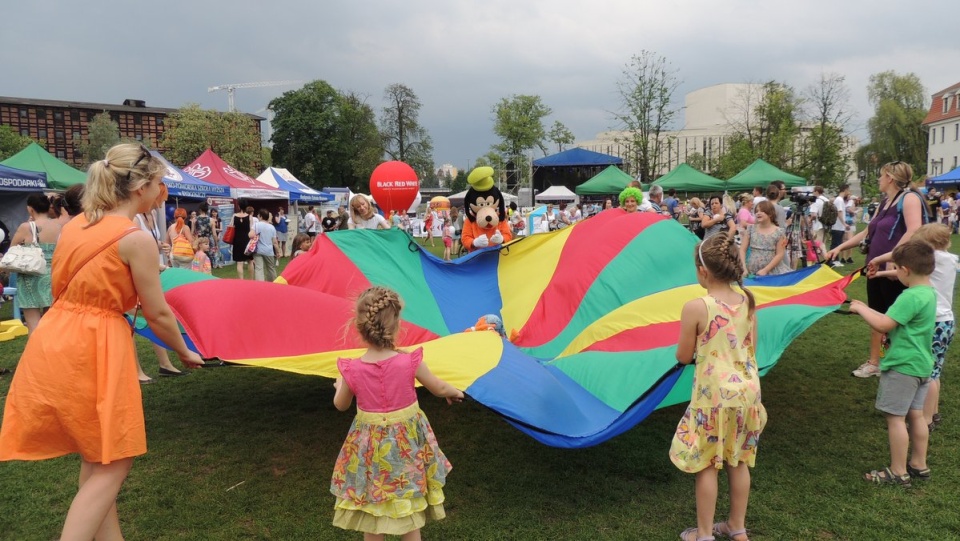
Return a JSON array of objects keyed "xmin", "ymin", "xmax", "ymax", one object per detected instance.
[
  {"xmin": 712, "ymin": 521, "xmax": 749, "ymax": 540},
  {"xmin": 680, "ymin": 526, "xmax": 715, "ymax": 541},
  {"xmin": 906, "ymin": 465, "xmax": 931, "ymax": 480},
  {"xmin": 864, "ymin": 467, "xmax": 911, "ymax": 487}
]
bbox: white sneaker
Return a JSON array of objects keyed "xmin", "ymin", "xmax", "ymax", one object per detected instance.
[
  {"xmin": 852, "ymin": 362, "xmax": 880, "ymax": 378},
  {"xmin": 831, "ymin": 261, "xmax": 844, "ymax": 267}
]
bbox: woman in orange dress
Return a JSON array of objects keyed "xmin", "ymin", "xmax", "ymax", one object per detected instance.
[{"xmin": 0, "ymin": 143, "xmax": 203, "ymax": 541}]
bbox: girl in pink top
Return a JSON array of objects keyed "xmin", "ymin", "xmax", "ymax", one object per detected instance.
[{"xmin": 332, "ymin": 286, "xmax": 464, "ymax": 540}]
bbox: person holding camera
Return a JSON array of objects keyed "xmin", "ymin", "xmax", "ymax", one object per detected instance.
[{"xmin": 826, "ymin": 161, "xmax": 925, "ymax": 378}]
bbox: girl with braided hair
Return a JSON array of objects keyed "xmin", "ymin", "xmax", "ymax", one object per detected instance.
[
  {"xmin": 670, "ymin": 234, "xmax": 767, "ymax": 541},
  {"xmin": 332, "ymin": 286, "xmax": 463, "ymax": 540}
]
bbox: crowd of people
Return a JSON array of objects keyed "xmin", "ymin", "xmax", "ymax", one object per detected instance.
[{"xmin": 0, "ymin": 148, "xmax": 957, "ymax": 540}]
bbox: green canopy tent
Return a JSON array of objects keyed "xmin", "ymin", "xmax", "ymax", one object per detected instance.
[
  {"xmin": 725, "ymin": 159, "xmax": 805, "ymax": 191},
  {"xmin": 1, "ymin": 142, "xmax": 86, "ymax": 190},
  {"xmin": 575, "ymin": 165, "xmax": 635, "ymax": 195},
  {"xmin": 651, "ymin": 163, "xmax": 726, "ymax": 192}
]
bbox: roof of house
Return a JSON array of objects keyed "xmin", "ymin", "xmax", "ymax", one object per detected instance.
[{"xmin": 922, "ymin": 82, "xmax": 960, "ymax": 126}]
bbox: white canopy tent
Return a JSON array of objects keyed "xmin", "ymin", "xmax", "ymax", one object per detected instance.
[{"xmin": 535, "ymin": 185, "xmax": 578, "ymax": 202}]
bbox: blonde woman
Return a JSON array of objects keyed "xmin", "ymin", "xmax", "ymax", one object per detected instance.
[
  {"xmin": 0, "ymin": 143, "xmax": 202, "ymax": 540},
  {"xmin": 347, "ymin": 194, "xmax": 389, "ymax": 230}
]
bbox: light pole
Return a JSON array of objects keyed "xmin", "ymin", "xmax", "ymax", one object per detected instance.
[{"xmin": 858, "ymin": 170, "xmax": 866, "ymax": 198}]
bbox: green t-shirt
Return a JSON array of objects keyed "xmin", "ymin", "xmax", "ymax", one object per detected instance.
[{"xmin": 883, "ymin": 285, "xmax": 936, "ymax": 377}]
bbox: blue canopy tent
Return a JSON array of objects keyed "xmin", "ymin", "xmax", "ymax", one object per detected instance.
[
  {"xmin": 150, "ymin": 151, "xmax": 230, "ymax": 200},
  {"xmin": 533, "ymin": 148, "xmax": 624, "ymax": 167},
  {"xmin": 532, "ymin": 148, "xmax": 624, "ymax": 196},
  {"xmin": 927, "ymin": 166, "xmax": 960, "ymax": 188},
  {"xmin": 257, "ymin": 167, "xmax": 332, "ymax": 203},
  {"xmin": 0, "ymin": 164, "xmax": 48, "ymax": 247}
]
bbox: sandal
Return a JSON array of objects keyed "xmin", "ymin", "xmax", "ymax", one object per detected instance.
[
  {"xmin": 713, "ymin": 521, "xmax": 749, "ymax": 540},
  {"xmin": 680, "ymin": 527, "xmax": 715, "ymax": 541},
  {"xmin": 864, "ymin": 467, "xmax": 911, "ymax": 487},
  {"xmin": 906, "ymin": 465, "xmax": 931, "ymax": 481}
]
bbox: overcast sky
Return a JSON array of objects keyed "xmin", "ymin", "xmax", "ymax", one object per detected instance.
[{"xmin": 3, "ymin": 1, "xmax": 957, "ymax": 170}]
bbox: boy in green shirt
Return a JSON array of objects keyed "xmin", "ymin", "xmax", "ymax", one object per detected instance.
[{"xmin": 850, "ymin": 240, "xmax": 936, "ymax": 487}]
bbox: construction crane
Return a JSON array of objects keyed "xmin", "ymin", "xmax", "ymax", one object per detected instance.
[{"xmin": 207, "ymin": 80, "xmax": 302, "ymax": 112}]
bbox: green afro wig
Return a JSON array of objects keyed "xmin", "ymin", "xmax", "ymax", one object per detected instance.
[{"xmin": 618, "ymin": 186, "xmax": 644, "ymax": 207}]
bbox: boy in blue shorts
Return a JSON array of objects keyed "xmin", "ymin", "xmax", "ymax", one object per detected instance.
[{"xmin": 849, "ymin": 240, "xmax": 936, "ymax": 487}]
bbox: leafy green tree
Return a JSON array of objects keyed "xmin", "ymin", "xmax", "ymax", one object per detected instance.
[
  {"xmin": 0, "ymin": 125, "xmax": 34, "ymax": 161},
  {"xmin": 547, "ymin": 121, "xmax": 575, "ymax": 153},
  {"xmin": 74, "ymin": 112, "xmax": 121, "ymax": 166},
  {"xmin": 449, "ymin": 169, "xmax": 468, "ymax": 194},
  {"xmin": 864, "ymin": 71, "xmax": 927, "ymax": 170},
  {"xmin": 800, "ymin": 73, "xmax": 853, "ymax": 189},
  {"xmin": 720, "ymin": 81, "xmax": 803, "ymax": 177},
  {"xmin": 380, "ymin": 83, "xmax": 435, "ymax": 182},
  {"xmin": 160, "ymin": 104, "xmax": 262, "ymax": 175},
  {"xmin": 684, "ymin": 152, "xmax": 711, "ymax": 173},
  {"xmin": 270, "ymin": 81, "xmax": 382, "ymax": 192},
  {"xmin": 492, "ymin": 95, "xmax": 551, "ymax": 190},
  {"xmin": 612, "ymin": 50, "xmax": 681, "ymax": 182}
]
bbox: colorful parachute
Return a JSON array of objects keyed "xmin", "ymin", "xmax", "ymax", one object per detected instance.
[{"xmin": 152, "ymin": 211, "xmax": 853, "ymax": 448}]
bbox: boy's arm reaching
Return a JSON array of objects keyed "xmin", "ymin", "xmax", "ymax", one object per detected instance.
[{"xmin": 849, "ymin": 300, "xmax": 899, "ymax": 334}]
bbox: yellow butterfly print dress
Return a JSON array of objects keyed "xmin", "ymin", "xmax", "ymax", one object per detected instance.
[{"xmin": 669, "ymin": 295, "xmax": 767, "ymax": 473}]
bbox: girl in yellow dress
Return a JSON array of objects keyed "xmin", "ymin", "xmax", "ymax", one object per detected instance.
[{"xmin": 670, "ymin": 234, "xmax": 767, "ymax": 541}]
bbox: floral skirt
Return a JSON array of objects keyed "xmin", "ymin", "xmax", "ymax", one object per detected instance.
[
  {"xmin": 668, "ymin": 404, "xmax": 767, "ymax": 473},
  {"xmin": 331, "ymin": 402, "xmax": 450, "ymax": 535}
]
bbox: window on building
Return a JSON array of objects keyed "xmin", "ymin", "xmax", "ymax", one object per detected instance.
[
  {"xmin": 55, "ymin": 130, "xmax": 64, "ymax": 140},
  {"xmin": 56, "ymin": 150, "xmax": 66, "ymax": 159},
  {"xmin": 942, "ymin": 126, "xmax": 946, "ymax": 142},
  {"xmin": 135, "ymin": 134, "xmax": 143, "ymax": 141},
  {"xmin": 35, "ymin": 108, "xmax": 45, "ymax": 119},
  {"xmin": 19, "ymin": 108, "xmax": 27, "ymax": 118},
  {"xmin": 20, "ymin": 128, "xmax": 29, "ymax": 136},
  {"xmin": 71, "ymin": 110, "xmax": 80, "ymax": 122},
  {"xmin": 54, "ymin": 111, "xmax": 63, "ymax": 121},
  {"xmin": 134, "ymin": 113, "xmax": 142, "ymax": 125},
  {"xmin": 944, "ymin": 96, "xmax": 951, "ymax": 114},
  {"xmin": 956, "ymin": 123, "xmax": 958, "ymax": 141},
  {"xmin": 954, "ymin": 156, "xmax": 958, "ymax": 169},
  {"xmin": 38, "ymin": 129, "xmax": 47, "ymax": 139},
  {"xmin": 932, "ymin": 130, "xmax": 936, "ymax": 144},
  {"xmin": 73, "ymin": 131, "xmax": 81, "ymax": 140}
]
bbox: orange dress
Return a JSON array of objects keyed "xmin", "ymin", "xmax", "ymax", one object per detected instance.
[{"xmin": 0, "ymin": 215, "xmax": 144, "ymax": 464}]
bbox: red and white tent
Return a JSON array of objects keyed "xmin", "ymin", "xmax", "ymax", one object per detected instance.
[{"xmin": 183, "ymin": 149, "xmax": 288, "ymax": 200}]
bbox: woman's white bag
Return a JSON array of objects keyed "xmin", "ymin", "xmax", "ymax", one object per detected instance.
[{"xmin": 0, "ymin": 222, "xmax": 46, "ymax": 275}]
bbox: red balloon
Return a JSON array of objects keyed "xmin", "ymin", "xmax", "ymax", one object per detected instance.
[{"xmin": 369, "ymin": 161, "xmax": 419, "ymax": 216}]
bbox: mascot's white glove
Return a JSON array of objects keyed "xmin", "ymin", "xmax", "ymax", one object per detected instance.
[
  {"xmin": 489, "ymin": 230, "xmax": 504, "ymax": 245},
  {"xmin": 473, "ymin": 234, "xmax": 490, "ymax": 248}
]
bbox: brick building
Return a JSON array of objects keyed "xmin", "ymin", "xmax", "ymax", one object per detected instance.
[{"xmin": 0, "ymin": 96, "xmax": 263, "ymax": 167}]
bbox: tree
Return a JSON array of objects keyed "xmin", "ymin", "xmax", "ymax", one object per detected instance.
[
  {"xmin": 864, "ymin": 71, "xmax": 927, "ymax": 172},
  {"xmin": 611, "ymin": 50, "xmax": 681, "ymax": 182},
  {"xmin": 800, "ymin": 73, "xmax": 853, "ymax": 189},
  {"xmin": 547, "ymin": 121, "xmax": 575, "ymax": 153},
  {"xmin": 74, "ymin": 112, "xmax": 121, "ymax": 166},
  {"xmin": 270, "ymin": 81, "xmax": 383, "ymax": 192},
  {"xmin": 0, "ymin": 125, "xmax": 34, "ymax": 161},
  {"xmin": 380, "ymin": 83, "xmax": 435, "ymax": 182},
  {"xmin": 160, "ymin": 104, "xmax": 262, "ymax": 175},
  {"xmin": 492, "ymin": 95, "xmax": 551, "ymax": 190},
  {"xmin": 719, "ymin": 81, "xmax": 803, "ymax": 177},
  {"xmin": 449, "ymin": 169, "xmax": 468, "ymax": 194}
]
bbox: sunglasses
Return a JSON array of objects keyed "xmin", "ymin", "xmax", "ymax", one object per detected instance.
[{"xmin": 125, "ymin": 144, "xmax": 152, "ymax": 183}]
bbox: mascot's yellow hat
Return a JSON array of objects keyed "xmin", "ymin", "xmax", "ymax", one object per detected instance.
[{"xmin": 468, "ymin": 166, "xmax": 496, "ymax": 192}]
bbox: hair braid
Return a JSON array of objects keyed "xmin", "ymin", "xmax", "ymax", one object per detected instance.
[
  {"xmin": 354, "ymin": 286, "xmax": 403, "ymax": 349},
  {"xmin": 697, "ymin": 234, "xmax": 756, "ymax": 315}
]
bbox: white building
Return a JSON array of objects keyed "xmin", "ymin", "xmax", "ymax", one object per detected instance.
[
  {"xmin": 923, "ymin": 81, "xmax": 960, "ymax": 176},
  {"xmin": 577, "ymin": 83, "xmax": 859, "ymax": 191}
]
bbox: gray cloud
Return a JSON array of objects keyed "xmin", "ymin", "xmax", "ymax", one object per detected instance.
[{"xmin": 2, "ymin": 0, "xmax": 957, "ymax": 171}]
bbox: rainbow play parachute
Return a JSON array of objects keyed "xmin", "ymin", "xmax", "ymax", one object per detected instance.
[{"xmin": 149, "ymin": 211, "xmax": 852, "ymax": 448}]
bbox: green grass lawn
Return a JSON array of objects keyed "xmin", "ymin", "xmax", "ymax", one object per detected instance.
[{"xmin": 0, "ymin": 236, "xmax": 958, "ymax": 539}]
